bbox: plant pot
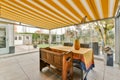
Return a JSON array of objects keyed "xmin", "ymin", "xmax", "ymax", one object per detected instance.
[
  {"xmin": 74, "ymin": 39, "xmax": 80, "ymax": 50},
  {"xmin": 33, "ymin": 45, "xmax": 37, "ymax": 48}
]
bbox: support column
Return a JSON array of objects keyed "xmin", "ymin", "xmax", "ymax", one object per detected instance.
[
  {"xmin": 8, "ymin": 24, "xmax": 15, "ymax": 53},
  {"xmin": 49, "ymin": 30, "xmax": 51, "ymax": 47},
  {"xmin": 115, "ymin": 7, "xmax": 120, "ymax": 67}
]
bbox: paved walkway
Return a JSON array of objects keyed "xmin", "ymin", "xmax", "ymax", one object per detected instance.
[
  {"xmin": 15, "ymin": 45, "xmax": 38, "ymax": 53},
  {"xmin": 0, "ymin": 52, "xmax": 120, "ymax": 80}
]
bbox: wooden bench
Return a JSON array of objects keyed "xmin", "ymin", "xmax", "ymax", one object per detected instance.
[{"xmin": 40, "ymin": 47, "xmax": 73, "ymax": 80}]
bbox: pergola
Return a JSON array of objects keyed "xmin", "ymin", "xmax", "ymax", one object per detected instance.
[{"xmin": 0, "ymin": 0, "xmax": 119, "ymax": 29}]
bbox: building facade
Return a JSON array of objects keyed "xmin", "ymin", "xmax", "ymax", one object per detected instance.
[{"xmin": 14, "ymin": 33, "xmax": 32, "ymax": 45}]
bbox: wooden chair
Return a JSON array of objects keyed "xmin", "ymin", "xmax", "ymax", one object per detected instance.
[{"xmin": 73, "ymin": 61, "xmax": 83, "ymax": 80}]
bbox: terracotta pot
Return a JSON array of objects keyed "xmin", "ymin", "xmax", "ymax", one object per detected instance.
[{"xmin": 74, "ymin": 39, "xmax": 80, "ymax": 50}]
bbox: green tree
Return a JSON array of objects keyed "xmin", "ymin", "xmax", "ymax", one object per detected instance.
[
  {"xmin": 94, "ymin": 19, "xmax": 114, "ymax": 45},
  {"xmin": 32, "ymin": 33, "xmax": 40, "ymax": 44},
  {"xmin": 65, "ymin": 29, "xmax": 75, "ymax": 42}
]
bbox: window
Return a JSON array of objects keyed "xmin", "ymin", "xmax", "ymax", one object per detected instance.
[
  {"xmin": 19, "ymin": 36, "xmax": 22, "ymax": 40},
  {"xmin": 26, "ymin": 36, "xmax": 29, "ymax": 40},
  {"xmin": 15, "ymin": 36, "xmax": 17, "ymax": 40}
]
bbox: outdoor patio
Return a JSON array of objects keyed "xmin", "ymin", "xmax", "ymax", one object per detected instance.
[
  {"xmin": 0, "ymin": 52, "xmax": 119, "ymax": 80},
  {"xmin": 0, "ymin": 0, "xmax": 120, "ymax": 80}
]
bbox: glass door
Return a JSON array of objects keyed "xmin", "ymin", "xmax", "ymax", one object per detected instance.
[{"xmin": 0, "ymin": 24, "xmax": 9, "ymax": 54}]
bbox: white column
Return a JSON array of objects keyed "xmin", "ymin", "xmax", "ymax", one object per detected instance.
[
  {"xmin": 89, "ymin": 23, "xmax": 93, "ymax": 48},
  {"xmin": 115, "ymin": 7, "xmax": 120, "ymax": 68},
  {"xmin": 49, "ymin": 30, "xmax": 51, "ymax": 47},
  {"xmin": 61, "ymin": 28, "xmax": 63, "ymax": 45},
  {"xmin": 8, "ymin": 24, "xmax": 14, "ymax": 47},
  {"xmin": 115, "ymin": 17, "xmax": 120, "ymax": 65}
]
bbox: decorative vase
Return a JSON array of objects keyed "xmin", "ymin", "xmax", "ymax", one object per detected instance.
[{"xmin": 74, "ymin": 39, "xmax": 80, "ymax": 50}]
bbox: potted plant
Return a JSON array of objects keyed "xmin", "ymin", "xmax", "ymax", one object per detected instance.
[
  {"xmin": 33, "ymin": 41, "xmax": 37, "ymax": 48},
  {"xmin": 32, "ymin": 33, "xmax": 40, "ymax": 48}
]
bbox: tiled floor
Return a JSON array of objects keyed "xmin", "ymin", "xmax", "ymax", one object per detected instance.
[{"xmin": 0, "ymin": 52, "xmax": 120, "ymax": 80}]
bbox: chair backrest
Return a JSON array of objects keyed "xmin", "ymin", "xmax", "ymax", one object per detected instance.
[
  {"xmin": 80, "ymin": 43, "xmax": 90, "ymax": 48},
  {"xmin": 91, "ymin": 42, "xmax": 99, "ymax": 55},
  {"xmin": 64, "ymin": 42, "xmax": 73, "ymax": 46},
  {"xmin": 63, "ymin": 43, "xmax": 90, "ymax": 48}
]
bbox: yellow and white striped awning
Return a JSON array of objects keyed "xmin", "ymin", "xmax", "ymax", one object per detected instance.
[{"xmin": 0, "ymin": 0, "xmax": 119, "ymax": 29}]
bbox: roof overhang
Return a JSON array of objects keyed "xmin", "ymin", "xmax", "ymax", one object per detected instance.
[{"xmin": 0, "ymin": 0, "xmax": 119, "ymax": 30}]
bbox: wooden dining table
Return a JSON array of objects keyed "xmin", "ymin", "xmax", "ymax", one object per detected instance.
[{"xmin": 50, "ymin": 46, "xmax": 95, "ymax": 80}]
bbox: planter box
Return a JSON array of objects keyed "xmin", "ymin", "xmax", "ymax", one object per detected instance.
[{"xmin": 40, "ymin": 47, "xmax": 73, "ymax": 80}]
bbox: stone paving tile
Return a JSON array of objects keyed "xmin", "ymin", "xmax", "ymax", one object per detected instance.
[
  {"xmin": 0, "ymin": 52, "xmax": 120, "ymax": 80},
  {"xmin": 0, "ymin": 63, "xmax": 29, "ymax": 80}
]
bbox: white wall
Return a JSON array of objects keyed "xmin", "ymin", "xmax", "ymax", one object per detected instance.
[
  {"xmin": 15, "ymin": 40, "xmax": 23, "ymax": 45},
  {"xmin": 14, "ymin": 35, "xmax": 23, "ymax": 45}
]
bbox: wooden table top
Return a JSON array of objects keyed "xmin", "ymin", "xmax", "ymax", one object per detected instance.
[{"xmin": 50, "ymin": 46, "xmax": 92, "ymax": 54}]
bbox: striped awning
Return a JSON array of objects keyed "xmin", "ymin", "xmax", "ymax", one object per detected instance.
[{"xmin": 0, "ymin": 0, "xmax": 119, "ymax": 29}]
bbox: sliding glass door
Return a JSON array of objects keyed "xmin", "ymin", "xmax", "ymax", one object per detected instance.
[{"xmin": 0, "ymin": 24, "xmax": 9, "ymax": 54}]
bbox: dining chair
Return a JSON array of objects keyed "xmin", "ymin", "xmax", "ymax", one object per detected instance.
[{"xmin": 64, "ymin": 42, "xmax": 73, "ymax": 46}]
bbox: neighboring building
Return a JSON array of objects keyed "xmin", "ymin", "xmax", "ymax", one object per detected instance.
[
  {"xmin": 14, "ymin": 24, "xmax": 33, "ymax": 45},
  {"xmin": 14, "ymin": 33, "xmax": 32, "ymax": 45}
]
